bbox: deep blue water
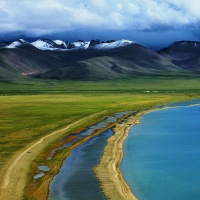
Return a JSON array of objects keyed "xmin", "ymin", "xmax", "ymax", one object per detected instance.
[{"xmin": 121, "ymin": 105, "xmax": 200, "ymax": 200}]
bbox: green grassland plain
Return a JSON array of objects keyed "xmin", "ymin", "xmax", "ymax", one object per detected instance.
[{"xmin": 0, "ymin": 76, "xmax": 200, "ymax": 199}]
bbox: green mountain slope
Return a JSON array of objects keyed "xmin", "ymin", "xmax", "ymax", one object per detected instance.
[{"xmin": 36, "ymin": 43, "xmax": 186, "ymax": 80}]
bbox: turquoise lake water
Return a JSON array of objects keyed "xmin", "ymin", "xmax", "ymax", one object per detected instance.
[{"xmin": 121, "ymin": 104, "xmax": 200, "ymax": 200}]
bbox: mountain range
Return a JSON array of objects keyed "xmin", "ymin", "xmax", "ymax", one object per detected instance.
[
  {"xmin": 0, "ymin": 38, "xmax": 199, "ymax": 81},
  {"xmin": 2, "ymin": 38, "xmax": 132, "ymax": 51}
]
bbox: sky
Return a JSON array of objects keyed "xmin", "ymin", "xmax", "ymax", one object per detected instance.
[{"xmin": 1, "ymin": 0, "xmax": 200, "ymax": 49}]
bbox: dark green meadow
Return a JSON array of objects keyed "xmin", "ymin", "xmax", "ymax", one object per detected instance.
[{"xmin": 1, "ymin": 75, "xmax": 200, "ymax": 94}]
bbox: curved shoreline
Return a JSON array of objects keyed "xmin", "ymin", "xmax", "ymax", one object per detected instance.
[
  {"xmin": 94, "ymin": 102, "xmax": 200, "ymax": 200},
  {"xmin": 94, "ymin": 110, "xmax": 158, "ymax": 200}
]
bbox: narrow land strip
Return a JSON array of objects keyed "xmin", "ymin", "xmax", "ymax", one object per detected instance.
[
  {"xmin": 0, "ymin": 110, "xmax": 106, "ymax": 200},
  {"xmin": 94, "ymin": 110, "xmax": 157, "ymax": 200},
  {"xmin": 28, "ymin": 111, "xmax": 136, "ymax": 199}
]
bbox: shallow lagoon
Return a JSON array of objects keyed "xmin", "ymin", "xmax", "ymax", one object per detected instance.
[
  {"xmin": 121, "ymin": 104, "xmax": 200, "ymax": 200},
  {"xmin": 48, "ymin": 129, "xmax": 113, "ymax": 200},
  {"xmin": 48, "ymin": 112, "xmax": 132, "ymax": 200}
]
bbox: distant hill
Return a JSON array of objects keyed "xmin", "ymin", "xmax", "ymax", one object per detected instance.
[
  {"xmin": 36, "ymin": 43, "xmax": 183, "ymax": 80},
  {"xmin": 158, "ymin": 40, "xmax": 200, "ymax": 71},
  {"xmin": 0, "ymin": 38, "xmax": 198, "ymax": 81}
]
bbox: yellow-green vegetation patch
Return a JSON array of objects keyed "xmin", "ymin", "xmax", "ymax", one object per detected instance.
[{"xmin": 0, "ymin": 93, "xmax": 198, "ymax": 178}]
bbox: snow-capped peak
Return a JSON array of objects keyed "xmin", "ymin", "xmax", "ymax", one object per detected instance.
[
  {"xmin": 53, "ymin": 40, "xmax": 69, "ymax": 49},
  {"xmin": 19, "ymin": 39, "xmax": 29, "ymax": 44},
  {"xmin": 31, "ymin": 39, "xmax": 57, "ymax": 50},
  {"xmin": 73, "ymin": 40, "xmax": 90, "ymax": 49},
  {"xmin": 6, "ymin": 39, "xmax": 30, "ymax": 48},
  {"xmin": 2, "ymin": 38, "xmax": 135, "ymax": 51},
  {"xmin": 54, "ymin": 40, "xmax": 64, "ymax": 45},
  {"xmin": 93, "ymin": 39, "xmax": 134, "ymax": 50}
]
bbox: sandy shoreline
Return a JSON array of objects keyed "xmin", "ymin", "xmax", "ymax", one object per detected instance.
[
  {"xmin": 94, "ymin": 110, "xmax": 157, "ymax": 200},
  {"xmin": 94, "ymin": 102, "xmax": 200, "ymax": 200}
]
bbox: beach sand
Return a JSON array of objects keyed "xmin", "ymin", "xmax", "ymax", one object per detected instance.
[{"xmin": 94, "ymin": 111, "xmax": 151, "ymax": 200}]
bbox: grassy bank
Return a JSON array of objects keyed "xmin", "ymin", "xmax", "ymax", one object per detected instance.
[{"xmin": 0, "ymin": 77, "xmax": 200, "ymax": 199}]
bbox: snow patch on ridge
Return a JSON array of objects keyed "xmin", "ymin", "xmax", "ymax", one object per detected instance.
[
  {"xmin": 54, "ymin": 40, "xmax": 68, "ymax": 48},
  {"xmin": 6, "ymin": 41, "xmax": 22, "ymax": 48},
  {"xmin": 31, "ymin": 40, "xmax": 55, "ymax": 50},
  {"xmin": 54, "ymin": 40, "xmax": 64, "ymax": 45},
  {"xmin": 73, "ymin": 41, "xmax": 90, "ymax": 49},
  {"xmin": 6, "ymin": 39, "xmax": 30, "ymax": 48},
  {"xmin": 94, "ymin": 39, "xmax": 134, "ymax": 50},
  {"xmin": 3, "ymin": 38, "xmax": 135, "ymax": 51}
]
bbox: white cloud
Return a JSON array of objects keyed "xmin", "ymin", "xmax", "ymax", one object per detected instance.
[
  {"xmin": 116, "ymin": 3, "xmax": 123, "ymax": 12},
  {"xmin": 0, "ymin": 0, "xmax": 200, "ymax": 36},
  {"xmin": 90, "ymin": 0, "xmax": 108, "ymax": 13}
]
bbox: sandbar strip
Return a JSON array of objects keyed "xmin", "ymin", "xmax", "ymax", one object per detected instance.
[{"xmin": 94, "ymin": 110, "xmax": 155, "ymax": 200}]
